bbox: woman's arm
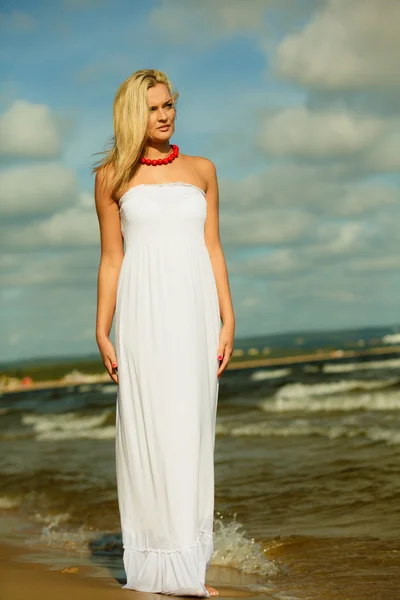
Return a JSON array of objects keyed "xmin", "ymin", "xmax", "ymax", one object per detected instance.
[
  {"xmin": 201, "ymin": 158, "xmax": 235, "ymax": 375},
  {"xmin": 94, "ymin": 167, "xmax": 124, "ymax": 381}
]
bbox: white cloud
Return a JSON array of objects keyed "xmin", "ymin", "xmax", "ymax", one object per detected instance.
[
  {"xmin": 8, "ymin": 332, "xmax": 22, "ymax": 346},
  {"xmin": 0, "ymin": 11, "xmax": 37, "ymax": 32},
  {"xmin": 3, "ymin": 197, "xmax": 99, "ymax": 249},
  {"xmin": 220, "ymin": 164, "xmax": 340, "ymax": 212},
  {"xmin": 221, "ymin": 208, "xmax": 315, "ymax": 246},
  {"xmin": 240, "ymin": 296, "xmax": 261, "ymax": 308},
  {"xmin": 0, "ymin": 266, "xmax": 99, "ymax": 362},
  {"xmin": 64, "ymin": 0, "xmax": 108, "ymax": 8},
  {"xmin": 275, "ymin": 0, "xmax": 400, "ymax": 90},
  {"xmin": 0, "ymin": 163, "xmax": 78, "ymax": 216},
  {"xmin": 348, "ymin": 255, "xmax": 400, "ymax": 272},
  {"xmin": 334, "ymin": 185, "xmax": 399, "ymax": 217},
  {"xmin": 306, "ymin": 221, "xmax": 375, "ymax": 258},
  {"xmin": 79, "ymin": 191, "xmax": 95, "ymax": 208},
  {"xmin": 255, "ymin": 105, "xmax": 400, "ymax": 174},
  {"xmin": 364, "ymin": 125, "xmax": 400, "ymax": 172},
  {"xmin": 231, "ymin": 248, "xmax": 305, "ymax": 277},
  {"xmin": 149, "ymin": 0, "xmax": 269, "ymax": 44},
  {"xmin": 1, "ymin": 248, "xmax": 98, "ymax": 287},
  {"xmin": 229, "ymin": 218, "xmax": 380, "ymax": 280},
  {"xmin": 220, "ymin": 165, "xmax": 399, "ymax": 217},
  {"xmin": 257, "ymin": 106, "xmax": 383, "ymax": 159},
  {"xmin": 149, "ymin": 0, "xmax": 317, "ymax": 48},
  {"xmin": 317, "ymin": 289, "xmax": 356, "ymax": 303},
  {"xmin": 0, "ymin": 100, "xmax": 61, "ymax": 159}
]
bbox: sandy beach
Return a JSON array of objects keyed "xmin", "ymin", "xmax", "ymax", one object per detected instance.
[
  {"xmin": 3, "ymin": 523, "xmax": 400, "ymax": 600},
  {"xmin": 1, "ymin": 537, "xmax": 270, "ymax": 600}
]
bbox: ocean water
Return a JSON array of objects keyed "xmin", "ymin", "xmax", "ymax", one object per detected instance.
[{"xmin": 1, "ymin": 354, "xmax": 400, "ymax": 599}]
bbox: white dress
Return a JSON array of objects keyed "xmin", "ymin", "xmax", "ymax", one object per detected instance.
[{"xmin": 114, "ymin": 182, "xmax": 221, "ymax": 596}]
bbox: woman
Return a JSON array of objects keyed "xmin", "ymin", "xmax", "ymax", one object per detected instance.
[{"xmin": 93, "ymin": 69, "xmax": 235, "ymax": 597}]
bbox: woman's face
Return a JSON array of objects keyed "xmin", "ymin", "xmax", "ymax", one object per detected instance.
[{"xmin": 146, "ymin": 83, "xmax": 176, "ymax": 143}]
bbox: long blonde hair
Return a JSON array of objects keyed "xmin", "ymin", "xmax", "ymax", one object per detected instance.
[{"xmin": 92, "ymin": 69, "xmax": 178, "ymax": 200}]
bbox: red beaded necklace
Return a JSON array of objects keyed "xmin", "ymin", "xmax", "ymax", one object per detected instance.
[{"xmin": 140, "ymin": 144, "xmax": 179, "ymax": 166}]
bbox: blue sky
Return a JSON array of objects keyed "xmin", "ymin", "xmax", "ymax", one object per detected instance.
[{"xmin": 1, "ymin": 0, "xmax": 400, "ymax": 362}]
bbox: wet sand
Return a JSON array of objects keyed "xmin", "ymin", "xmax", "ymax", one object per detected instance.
[{"xmin": 0, "ymin": 538, "xmax": 270, "ymax": 600}]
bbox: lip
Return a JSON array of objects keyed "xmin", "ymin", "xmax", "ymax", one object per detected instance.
[{"xmin": 158, "ymin": 125, "xmax": 170, "ymax": 131}]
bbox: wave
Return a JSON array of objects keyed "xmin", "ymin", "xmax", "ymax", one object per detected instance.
[
  {"xmin": 258, "ymin": 379, "xmax": 400, "ymax": 414},
  {"xmin": 100, "ymin": 384, "xmax": 119, "ymax": 395},
  {"xmin": 27, "ymin": 511, "xmax": 278, "ymax": 577},
  {"xmin": 216, "ymin": 418, "xmax": 400, "ymax": 445},
  {"xmin": 21, "ymin": 410, "xmax": 115, "ymax": 441},
  {"xmin": 0, "ymin": 495, "xmax": 21, "ymax": 509},
  {"xmin": 211, "ymin": 514, "xmax": 278, "ymax": 576},
  {"xmin": 323, "ymin": 357, "xmax": 400, "ymax": 373},
  {"xmin": 250, "ymin": 369, "xmax": 291, "ymax": 381},
  {"xmin": 260, "ymin": 391, "xmax": 400, "ymax": 414},
  {"xmin": 277, "ymin": 379, "xmax": 399, "ymax": 399}
]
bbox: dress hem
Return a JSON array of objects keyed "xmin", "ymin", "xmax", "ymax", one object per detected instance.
[{"xmin": 121, "ymin": 528, "xmax": 214, "ymax": 597}]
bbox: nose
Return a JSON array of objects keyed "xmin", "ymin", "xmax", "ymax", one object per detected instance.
[{"xmin": 157, "ymin": 107, "xmax": 168, "ymax": 121}]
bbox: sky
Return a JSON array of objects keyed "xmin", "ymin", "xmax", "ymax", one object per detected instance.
[{"xmin": 1, "ymin": 0, "xmax": 400, "ymax": 362}]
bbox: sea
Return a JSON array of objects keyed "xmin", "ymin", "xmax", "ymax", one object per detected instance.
[{"xmin": 1, "ymin": 352, "xmax": 400, "ymax": 599}]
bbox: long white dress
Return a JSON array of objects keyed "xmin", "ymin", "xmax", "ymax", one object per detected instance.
[{"xmin": 114, "ymin": 182, "xmax": 221, "ymax": 596}]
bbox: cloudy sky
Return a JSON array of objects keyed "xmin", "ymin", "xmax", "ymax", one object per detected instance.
[{"xmin": 1, "ymin": 0, "xmax": 400, "ymax": 362}]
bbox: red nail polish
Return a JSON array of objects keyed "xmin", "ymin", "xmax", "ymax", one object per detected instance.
[{"xmin": 218, "ymin": 355, "xmax": 222, "ymax": 360}]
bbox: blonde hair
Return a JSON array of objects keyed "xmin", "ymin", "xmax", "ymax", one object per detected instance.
[{"xmin": 92, "ymin": 69, "xmax": 178, "ymax": 200}]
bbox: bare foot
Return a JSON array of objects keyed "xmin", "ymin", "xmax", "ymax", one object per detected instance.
[{"xmin": 205, "ymin": 584, "xmax": 219, "ymax": 596}]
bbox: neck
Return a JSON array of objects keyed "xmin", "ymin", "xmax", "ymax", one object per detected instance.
[{"xmin": 143, "ymin": 140, "xmax": 171, "ymax": 158}]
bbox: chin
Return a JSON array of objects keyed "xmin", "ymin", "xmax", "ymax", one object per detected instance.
[
  {"xmin": 148, "ymin": 130, "xmax": 174, "ymax": 144},
  {"xmin": 153, "ymin": 136, "xmax": 169, "ymax": 144}
]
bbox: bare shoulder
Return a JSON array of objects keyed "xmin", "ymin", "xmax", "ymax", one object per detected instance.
[
  {"xmin": 182, "ymin": 154, "xmax": 217, "ymax": 192},
  {"xmin": 190, "ymin": 155, "xmax": 217, "ymax": 179},
  {"xmin": 95, "ymin": 163, "xmax": 114, "ymax": 191},
  {"xmin": 95, "ymin": 164, "xmax": 116, "ymax": 208}
]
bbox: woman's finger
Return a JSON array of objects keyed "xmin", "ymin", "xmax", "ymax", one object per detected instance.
[
  {"xmin": 217, "ymin": 346, "xmax": 232, "ymax": 376},
  {"xmin": 217, "ymin": 355, "xmax": 228, "ymax": 376},
  {"xmin": 108, "ymin": 369, "xmax": 119, "ymax": 384},
  {"xmin": 104, "ymin": 356, "xmax": 119, "ymax": 384}
]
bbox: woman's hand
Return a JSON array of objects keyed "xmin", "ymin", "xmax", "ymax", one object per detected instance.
[
  {"xmin": 97, "ymin": 334, "xmax": 119, "ymax": 384},
  {"xmin": 217, "ymin": 323, "xmax": 234, "ymax": 378}
]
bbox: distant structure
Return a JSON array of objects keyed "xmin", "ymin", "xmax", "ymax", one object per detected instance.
[
  {"xmin": 382, "ymin": 333, "xmax": 400, "ymax": 344},
  {"xmin": 247, "ymin": 348, "xmax": 260, "ymax": 356},
  {"xmin": 232, "ymin": 348, "xmax": 244, "ymax": 357}
]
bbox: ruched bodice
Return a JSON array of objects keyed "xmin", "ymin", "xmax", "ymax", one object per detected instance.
[{"xmin": 119, "ymin": 182, "xmax": 207, "ymax": 246}]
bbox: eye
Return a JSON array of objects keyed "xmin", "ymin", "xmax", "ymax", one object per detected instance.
[{"xmin": 149, "ymin": 103, "xmax": 173, "ymax": 112}]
